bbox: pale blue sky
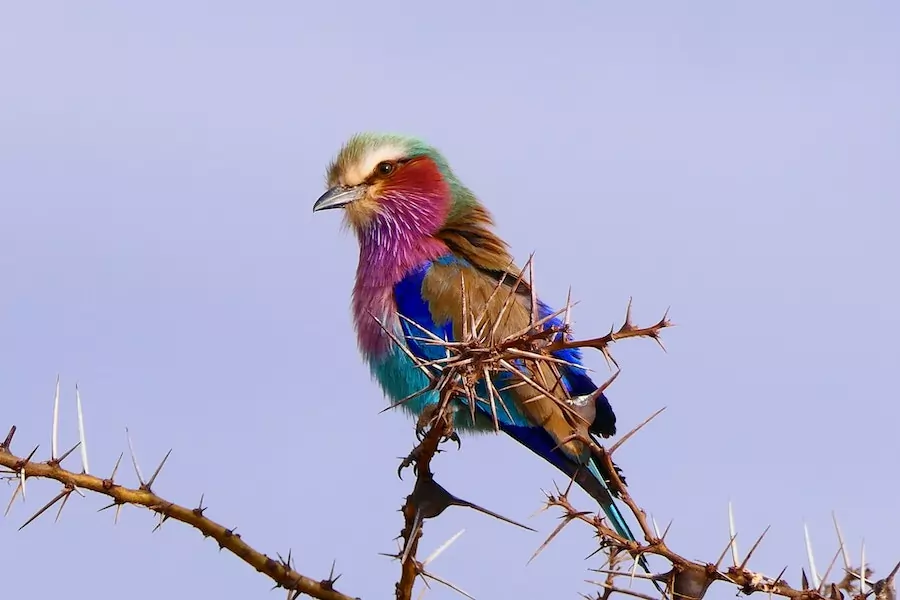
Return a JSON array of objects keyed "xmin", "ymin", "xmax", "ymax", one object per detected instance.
[{"xmin": 2, "ymin": 3, "xmax": 898, "ymax": 599}]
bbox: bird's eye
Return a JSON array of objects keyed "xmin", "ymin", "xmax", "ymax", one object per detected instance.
[{"xmin": 376, "ymin": 161, "xmax": 395, "ymax": 176}]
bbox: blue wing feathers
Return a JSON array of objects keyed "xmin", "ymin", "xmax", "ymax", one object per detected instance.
[{"xmin": 394, "ymin": 262, "xmax": 452, "ymax": 363}]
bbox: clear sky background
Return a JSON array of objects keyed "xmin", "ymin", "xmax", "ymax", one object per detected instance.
[{"xmin": 2, "ymin": 3, "xmax": 898, "ymax": 599}]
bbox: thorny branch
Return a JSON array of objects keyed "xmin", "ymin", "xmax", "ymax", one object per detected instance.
[
  {"xmin": 381, "ymin": 255, "xmax": 896, "ymax": 600},
  {"xmin": 390, "ymin": 381, "xmax": 534, "ymax": 600},
  {"xmin": 0, "ymin": 423, "xmax": 357, "ymax": 600},
  {"xmin": 6, "ymin": 252, "xmax": 894, "ymax": 600},
  {"xmin": 395, "ymin": 403, "xmax": 452, "ymax": 600},
  {"xmin": 378, "ymin": 256, "xmax": 678, "ymax": 598},
  {"xmin": 554, "ymin": 470, "xmax": 899, "ymax": 600}
]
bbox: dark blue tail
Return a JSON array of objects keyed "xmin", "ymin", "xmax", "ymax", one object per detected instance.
[{"xmin": 500, "ymin": 423, "xmax": 651, "ymax": 574}]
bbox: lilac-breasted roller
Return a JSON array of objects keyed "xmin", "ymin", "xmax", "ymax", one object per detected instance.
[{"xmin": 313, "ymin": 132, "xmax": 643, "ymax": 552}]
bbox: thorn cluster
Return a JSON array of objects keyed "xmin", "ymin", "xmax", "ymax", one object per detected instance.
[
  {"xmin": 546, "ymin": 487, "xmax": 899, "ymax": 600},
  {"xmin": 376, "ymin": 255, "xmax": 673, "ymax": 437},
  {"xmin": 378, "ymin": 255, "xmax": 673, "ymax": 599}
]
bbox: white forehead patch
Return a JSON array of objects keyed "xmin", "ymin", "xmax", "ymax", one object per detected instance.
[{"xmin": 341, "ymin": 143, "xmax": 407, "ymax": 187}]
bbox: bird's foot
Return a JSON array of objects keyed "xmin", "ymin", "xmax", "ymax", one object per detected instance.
[
  {"xmin": 398, "ymin": 405, "xmax": 462, "ymax": 479},
  {"xmin": 397, "ymin": 445, "xmax": 427, "ymax": 479},
  {"xmin": 414, "ymin": 404, "xmax": 460, "ymax": 449},
  {"xmin": 397, "ymin": 435, "xmax": 459, "ymax": 479}
]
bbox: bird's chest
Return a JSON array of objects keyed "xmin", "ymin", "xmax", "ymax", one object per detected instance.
[
  {"xmin": 352, "ymin": 284, "xmax": 399, "ymax": 357},
  {"xmin": 351, "ymin": 287, "xmax": 434, "ymax": 414},
  {"xmin": 350, "ymin": 274, "xmax": 448, "ymax": 418}
]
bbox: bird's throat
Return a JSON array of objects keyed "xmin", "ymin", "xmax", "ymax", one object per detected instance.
[{"xmin": 352, "ymin": 231, "xmax": 448, "ymax": 358}]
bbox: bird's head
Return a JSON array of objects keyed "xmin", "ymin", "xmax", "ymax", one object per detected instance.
[
  {"xmin": 314, "ymin": 132, "xmax": 512, "ymax": 278},
  {"xmin": 313, "ymin": 132, "xmax": 460, "ymax": 238}
]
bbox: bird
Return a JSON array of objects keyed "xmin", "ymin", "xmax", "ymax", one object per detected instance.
[{"xmin": 312, "ymin": 132, "xmax": 645, "ymax": 560}]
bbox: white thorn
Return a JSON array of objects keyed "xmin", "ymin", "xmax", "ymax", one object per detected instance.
[
  {"xmin": 563, "ymin": 287, "xmax": 573, "ymax": 330},
  {"xmin": 76, "ymin": 384, "xmax": 89, "ymax": 474},
  {"xmin": 832, "ymin": 511, "xmax": 851, "ymax": 569},
  {"xmin": 651, "ymin": 515, "xmax": 661, "ymax": 539},
  {"xmin": 528, "ymin": 255, "xmax": 538, "ymax": 327},
  {"xmin": 728, "ymin": 501, "xmax": 740, "ymax": 566},
  {"xmin": 52, "ymin": 374, "xmax": 60, "ymax": 460},
  {"xmin": 126, "ymin": 427, "xmax": 144, "ymax": 484},
  {"xmin": 422, "ymin": 529, "xmax": 465, "ymax": 567},
  {"xmin": 804, "ymin": 523, "xmax": 821, "ymax": 589},
  {"xmin": 4, "ymin": 479, "xmax": 23, "ymax": 516},
  {"xmin": 859, "ymin": 541, "xmax": 867, "ymax": 590}
]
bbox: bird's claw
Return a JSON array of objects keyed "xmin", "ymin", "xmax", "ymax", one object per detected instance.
[
  {"xmin": 400, "ymin": 406, "xmax": 462, "ymax": 479},
  {"xmin": 398, "ymin": 446, "xmax": 424, "ymax": 479},
  {"xmin": 415, "ymin": 404, "xmax": 457, "ymax": 442},
  {"xmin": 414, "ymin": 407, "xmax": 434, "ymax": 441},
  {"xmin": 445, "ymin": 430, "xmax": 461, "ymax": 449}
]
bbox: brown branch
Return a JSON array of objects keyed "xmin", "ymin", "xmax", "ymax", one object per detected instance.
[
  {"xmin": 395, "ymin": 419, "xmax": 446, "ymax": 600},
  {"xmin": 545, "ymin": 297, "xmax": 672, "ymax": 356},
  {"xmin": 393, "ymin": 385, "xmax": 469, "ymax": 600},
  {"xmin": 0, "ymin": 427, "xmax": 358, "ymax": 600}
]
